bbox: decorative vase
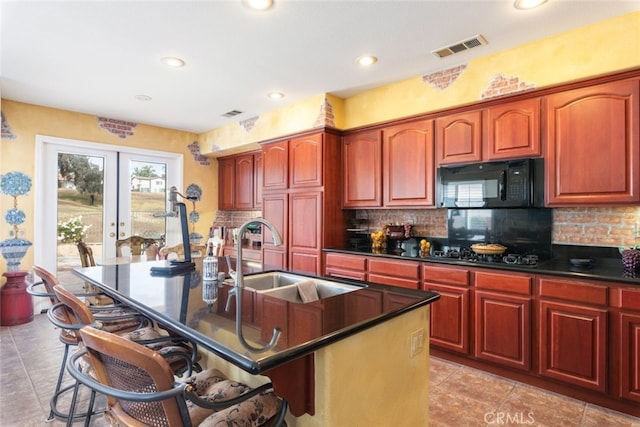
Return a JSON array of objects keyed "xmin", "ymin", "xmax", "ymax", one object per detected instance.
[{"xmin": 0, "ymin": 238, "xmax": 32, "ymax": 271}]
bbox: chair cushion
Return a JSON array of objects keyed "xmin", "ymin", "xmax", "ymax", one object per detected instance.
[
  {"xmin": 188, "ymin": 377, "xmax": 253, "ymax": 425},
  {"xmin": 199, "ymin": 391, "xmax": 280, "ymax": 427}
]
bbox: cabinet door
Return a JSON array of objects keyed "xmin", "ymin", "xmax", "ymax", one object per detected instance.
[
  {"xmin": 290, "ymin": 133, "xmax": 323, "ymax": 188},
  {"xmin": 545, "ymin": 79, "xmax": 640, "ymax": 205},
  {"xmin": 435, "ymin": 110, "xmax": 482, "ymax": 165},
  {"xmin": 343, "ymin": 130, "xmax": 382, "ymax": 207},
  {"xmin": 234, "ymin": 154, "xmax": 254, "ymax": 210},
  {"xmin": 539, "ymin": 300, "xmax": 608, "ymax": 392},
  {"xmin": 218, "ymin": 157, "xmax": 235, "ymax": 210},
  {"xmin": 253, "ymin": 153, "xmax": 263, "ymax": 209},
  {"xmin": 382, "ymin": 119, "xmax": 435, "ymax": 207},
  {"xmin": 262, "ymin": 193, "xmax": 288, "ymax": 269},
  {"xmin": 484, "ymin": 98, "xmax": 541, "ymax": 160},
  {"xmin": 619, "ymin": 312, "xmax": 640, "ymax": 402},
  {"xmin": 474, "ymin": 291, "xmax": 531, "ymax": 371},
  {"xmin": 424, "ymin": 283, "xmax": 470, "ymax": 354},
  {"xmin": 289, "ymin": 190, "xmax": 322, "ymax": 274},
  {"xmin": 262, "ymin": 141, "xmax": 289, "ymax": 191}
]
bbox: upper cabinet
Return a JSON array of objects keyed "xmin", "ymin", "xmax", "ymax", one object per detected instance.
[
  {"xmin": 436, "ymin": 98, "xmax": 541, "ymax": 165},
  {"xmin": 343, "ymin": 119, "xmax": 434, "ymax": 208},
  {"xmin": 217, "ymin": 151, "xmax": 261, "ymax": 211},
  {"xmin": 435, "ymin": 110, "xmax": 482, "ymax": 165},
  {"xmin": 343, "ymin": 130, "xmax": 382, "ymax": 208},
  {"xmin": 262, "ymin": 140, "xmax": 289, "ymax": 191},
  {"xmin": 545, "ymin": 79, "xmax": 640, "ymax": 206},
  {"xmin": 383, "ymin": 119, "xmax": 435, "ymax": 207},
  {"xmin": 483, "ymin": 98, "xmax": 541, "ymax": 160},
  {"xmin": 289, "ymin": 134, "xmax": 323, "ymax": 188}
]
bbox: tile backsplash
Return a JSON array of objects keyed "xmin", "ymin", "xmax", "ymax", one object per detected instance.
[{"xmin": 355, "ymin": 207, "xmax": 640, "ymax": 248}]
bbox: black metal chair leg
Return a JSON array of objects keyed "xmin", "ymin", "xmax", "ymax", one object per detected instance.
[{"xmin": 47, "ymin": 343, "xmax": 70, "ymax": 421}]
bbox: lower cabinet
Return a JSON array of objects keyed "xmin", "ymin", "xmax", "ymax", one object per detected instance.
[
  {"xmin": 474, "ymin": 271, "xmax": 532, "ymax": 371},
  {"xmin": 537, "ymin": 277, "xmax": 608, "ymax": 392},
  {"xmin": 422, "ymin": 264, "xmax": 470, "ymax": 354},
  {"xmin": 612, "ymin": 286, "xmax": 640, "ymax": 403},
  {"xmin": 368, "ymin": 257, "xmax": 420, "ymax": 289}
]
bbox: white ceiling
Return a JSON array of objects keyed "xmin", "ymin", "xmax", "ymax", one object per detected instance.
[{"xmin": 2, "ymin": 1, "xmax": 639, "ymax": 134}]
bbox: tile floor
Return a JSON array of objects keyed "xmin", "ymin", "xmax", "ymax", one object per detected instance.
[{"xmin": 2, "ymin": 313, "xmax": 640, "ymax": 426}]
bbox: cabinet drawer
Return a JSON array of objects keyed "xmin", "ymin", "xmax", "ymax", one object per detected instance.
[
  {"xmin": 422, "ymin": 264, "xmax": 469, "ymax": 286},
  {"xmin": 368, "ymin": 273, "xmax": 419, "ymax": 290},
  {"xmin": 369, "ymin": 258, "xmax": 420, "ymax": 280},
  {"xmin": 325, "ymin": 267, "xmax": 367, "ymax": 282},
  {"xmin": 538, "ymin": 277, "xmax": 608, "ymax": 306},
  {"xmin": 325, "ymin": 253, "xmax": 366, "ymax": 271},
  {"xmin": 475, "ymin": 271, "xmax": 532, "ymax": 295},
  {"xmin": 612, "ymin": 287, "xmax": 640, "ymax": 311}
]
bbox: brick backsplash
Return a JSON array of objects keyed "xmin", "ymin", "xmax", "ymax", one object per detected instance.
[
  {"xmin": 355, "ymin": 207, "xmax": 640, "ymax": 248},
  {"xmin": 214, "ymin": 207, "xmax": 640, "ymax": 249}
]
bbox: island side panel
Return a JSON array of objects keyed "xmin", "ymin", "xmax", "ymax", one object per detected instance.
[{"xmin": 296, "ymin": 305, "xmax": 430, "ymax": 426}]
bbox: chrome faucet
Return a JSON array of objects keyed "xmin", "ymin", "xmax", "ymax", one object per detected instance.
[{"xmin": 227, "ymin": 218, "xmax": 283, "ymax": 353}]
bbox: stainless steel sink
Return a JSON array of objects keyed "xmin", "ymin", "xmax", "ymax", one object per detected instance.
[
  {"xmin": 242, "ymin": 272, "xmax": 311, "ymax": 291},
  {"xmin": 254, "ymin": 275, "xmax": 362, "ymax": 303}
]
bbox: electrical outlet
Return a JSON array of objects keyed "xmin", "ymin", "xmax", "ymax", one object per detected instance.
[{"xmin": 410, "ymin": 328, "xmax": 424, "ymax": 357}]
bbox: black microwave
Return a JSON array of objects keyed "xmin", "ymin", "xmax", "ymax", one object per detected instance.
[{"xmin": 437, "ymin": 158, "xmax": 544, "ymax": 208}]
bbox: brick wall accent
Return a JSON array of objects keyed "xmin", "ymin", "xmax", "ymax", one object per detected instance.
[
  {"xmin": 481, "ymin": 74, "xmax": 536, "ymax": 100},
  {"xmin": 553, "ymin": 207, "xmax": 640, "ymax": 248},
  {"xmin": 422, "ymin": 65, "xmax": 467, "ymax": 91}
]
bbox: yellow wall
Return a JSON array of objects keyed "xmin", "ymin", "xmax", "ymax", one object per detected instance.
[
  {"xmin": 0, "ymin": 101, "xmax": 215, "ymax": 279},
  {"xmin": 1, "ymin": 11, "xmax": 639, "ymax": 278}
]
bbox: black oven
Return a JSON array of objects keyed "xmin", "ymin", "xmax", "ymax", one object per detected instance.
[{"xmin": 437, "ymin": 158, "xmax": 544, "ymax": 208}]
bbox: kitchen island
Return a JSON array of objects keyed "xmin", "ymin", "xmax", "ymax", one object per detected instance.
[{"xmin": 74, "ymin": 258, "xmax": 440, "ymax": 426}]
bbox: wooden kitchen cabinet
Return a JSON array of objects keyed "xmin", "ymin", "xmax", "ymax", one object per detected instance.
[
  {"xmin": 422, "ymin": 264, "xmax": 470, "ymax": 354},
  {"xmin": 261, "ymin": 130, "xmax": 345, "ymax": 275},
  {"xmin": 289, "ymin": 133, "xmax": 323, "ymax": 188},
  {"xmin": 262, "ymin": 192, "xmax": 288, "ymax": 269},
  {"xmin": 289, "ymin": 190, "xmax": 322, "ymax": 275},
  {"xmin": 611, "ymin": 286, "xmax": 640, "ymax": 403},
  {"xmin": 474, "ymin": 270, "xmax": 533, "ymax": 371},
  {"xmin": 234, "ymin": 153, "xmax": 254, "ymax": 210},
  {"xmin": 253, "ymin": 152, "xmax": 263, "ymax": 209},
  {"xmin": 545, "ymin": 79, "xmax": 640, "ymax": 206},
  {"xmin": 343, "ymin": 130, "xmax": 382, "ymax": 208},
  {"xmin": 262, "ymin": 140, "xmax": 289, "ymax": 191},
  {"xmin": 538, "ymin": 277, "xmax": 608, "ymax": 392},
  {"xmin": 382, "ymin": 119, "xmax": 435, "ymax": 207},
  {"xmin": 483, "ymin": 97, "xmax": 541, "ymax": 160},
  {"xmin": 218, "ymin": 151, "xmax": 261, "ymax": 210},
  {"xmin": 218, "ymin": 157, "xmax": 235, "ymax": 210},
  {"xmin": 368, "ymin": 257, "xmax": 421, "ymax": 289},
  {"xmin": 324, "ymin": 252, "xmax": 367, "ymax": 281},
  {"xmin": 435, "ymin": 110, "xmax": 482, "ymax": 165}
]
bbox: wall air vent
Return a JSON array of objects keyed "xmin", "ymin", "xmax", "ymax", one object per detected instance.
[
  {"xmin": 432, "ymin": 34, "xmax": 488, "ymax": 59},
  {"xmin": 222, "ymin": 109, "xmax": 243, "ymax": 118}
]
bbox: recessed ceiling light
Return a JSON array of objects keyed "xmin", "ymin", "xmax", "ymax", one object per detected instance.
[
  {"xmin": 242, "ymin": 0, "xmax": 274, "ymax": 11},
  {"xmin": 162, "ymin": 57, "xmax": 185, "ymax": 68},
  {"xmin": 267, "ymin": 91, "xmax": 285, "ymax": 100},
  {"xmin": 135, "ymin": 94, "xmax": 152, "ymax": 102},
  {"xmin": 356, "ymin": 55, "xmax": 378, "ymax": 66},
  {"xmin": 513, "ymin": 0, "xmax": 548, "ymax": 10}
]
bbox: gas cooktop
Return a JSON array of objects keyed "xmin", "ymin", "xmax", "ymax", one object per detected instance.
[{"xmin": 432, "ymin": 248, "xmax": 541, "ymax": 267}]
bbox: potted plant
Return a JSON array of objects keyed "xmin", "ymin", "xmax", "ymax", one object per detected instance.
[{"xmin": 0, "ymin": 171, "xmax": 33, "ymax": 271}]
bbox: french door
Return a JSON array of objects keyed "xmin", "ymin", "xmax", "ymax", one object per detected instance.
[{"xmin": 34, "ymin": 135, "xmax": 183, "ymax": 274}]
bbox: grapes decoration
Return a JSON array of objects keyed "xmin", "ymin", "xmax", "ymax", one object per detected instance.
[{"xmin": 621, "ymin": 248, "xmax": 640, "ymax": 272}]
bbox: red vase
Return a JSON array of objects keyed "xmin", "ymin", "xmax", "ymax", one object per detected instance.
[{"xmin": 1, "ymin": 271, "xmax": 34, "ymax": 326}]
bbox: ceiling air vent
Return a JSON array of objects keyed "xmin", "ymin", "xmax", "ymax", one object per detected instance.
[
  {"xmin": 432, "ymin": 34, "xmax": 488, "ymax": 59},
  {"xmin": 222, "ymin": 109, "xmax": 243, "ymax": 118}
]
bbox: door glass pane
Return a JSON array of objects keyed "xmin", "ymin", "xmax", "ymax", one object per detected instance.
[
  {"xmin": 129, "ymin": 160, "xmax": 167, "ymax": 245},
  {"xmin": 56, "ymin": 153, "xmax": 105, "ymax": 269}
]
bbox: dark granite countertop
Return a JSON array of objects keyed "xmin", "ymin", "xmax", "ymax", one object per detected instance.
[
  {"xmin": 324, "ymin": 247, "xmax": 640, "ymax": 286},
  {"xmin": 73, "ymin": 257, "xmax": 439, "ymax": 374}
]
